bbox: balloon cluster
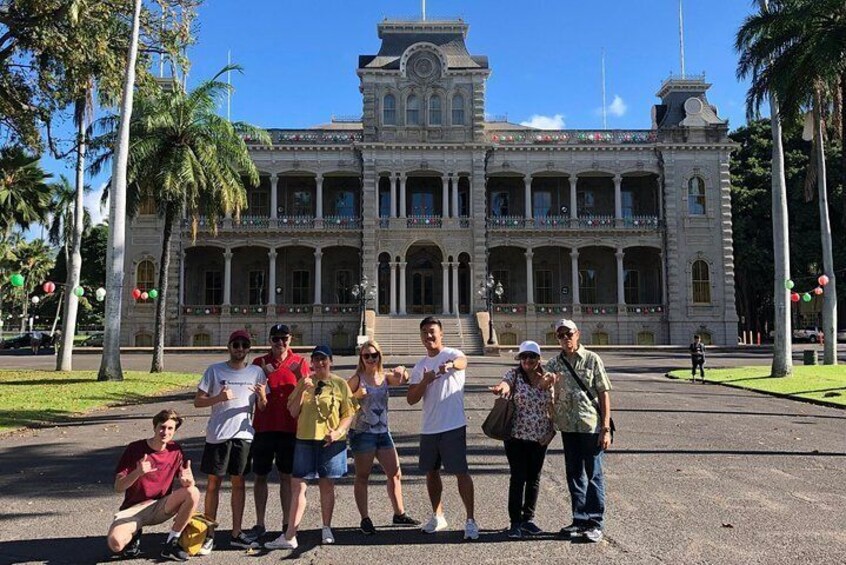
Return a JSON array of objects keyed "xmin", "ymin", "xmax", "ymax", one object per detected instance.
[
  {"xmin": 785, "ymin": 275, "xmax": 829, "ymax": 303},
  {"xmin": 7, "ymin": 276, "xmax": 108, "ymax": 303},
  {"xmin": 132, "ymin": 288, "xmax": 159, "ymax": 301}
]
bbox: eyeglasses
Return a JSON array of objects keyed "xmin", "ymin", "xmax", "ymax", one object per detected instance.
[
  {"xmin": 271, "ymin": 335, "xmax": 290, "ymax": 343},
  {"xmin": 518, "ymin": 353, "xmax": 540, "ymax": 361},
  {"xmin": 361, "ymin": 352, "xmax": 380, "ymax": 361},
  {"xmin": 556, "ymin": 331, "xmax": 576, "ymax": 339},
  {"xmin": 230, "ymin": 341, "xmax": 250, "ymax": 349}
]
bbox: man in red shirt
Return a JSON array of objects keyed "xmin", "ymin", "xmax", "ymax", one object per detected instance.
[
  {"xmin": 247, "ymin": 323, "xmax": 308, "ymax": 540},
  {"xmin": 107, "ymin": 409, "xmax": 199, "ymax": 561}
]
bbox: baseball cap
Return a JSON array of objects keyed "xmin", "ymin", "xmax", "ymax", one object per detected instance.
[
  {"xmin": 311, "ymin": 344, "xmax": 333, "ymax": 359},
  {"xmin": 228, "ymin": 329, "xmax": 252, "ymax": 344},
  {"xmin": 515, "ymin": 340, "xmax": 542, "ymax": 359},
  {"xmin": 555, "ymin": 319, "xmax": 578, "ymax": 332},
  {"xmin": 269, "ymin": 323, "xmax": 291, "ymax": 337}
]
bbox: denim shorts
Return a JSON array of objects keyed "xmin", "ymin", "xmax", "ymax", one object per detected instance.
[
  {"xmin": 348, "ymin": 430, "xmax": 395, "ymax": 454},
  {"xmin": 291, "ymin": 439, "xmax": 348, "ymax": 480}
]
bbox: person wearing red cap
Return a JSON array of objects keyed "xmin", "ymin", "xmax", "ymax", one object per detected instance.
[{"xmin": 194, "ymin": 329, "xmax": 268, "ymax": 554}]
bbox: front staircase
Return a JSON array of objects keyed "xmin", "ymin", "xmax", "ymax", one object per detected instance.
[{"xmin": 372, "ymin": 314, "xmax": 485, "ymax": 357}]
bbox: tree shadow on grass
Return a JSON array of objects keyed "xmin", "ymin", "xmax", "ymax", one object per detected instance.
[{"xmin": 0, "ymin": 378, "xmax": 93, "ymax": 386}]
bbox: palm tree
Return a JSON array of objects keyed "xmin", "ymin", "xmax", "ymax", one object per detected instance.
[
  {"xmin": 0, "ymin": 146, "xmax": 53, "ymax": 239},
  {"xmin": 92, "ymin": 66, "xmax": 269, "ymax": 372},
  {"xmin": 12, "ymin": 239, "xmax": 55, "ymax": 332},
  {"xmin": 0, "ymin": 234, "xmax": 21, "ymax": 336}
]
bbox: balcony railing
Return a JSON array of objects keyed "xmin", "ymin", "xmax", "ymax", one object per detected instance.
[
  {"xmin": 487, "ymin": 215, "xmax": 661, "ymax": 230},
  {"xmin": 577, "ymin": 215, "xmax": 615, "ymax": 228},
  {"xmin": 579, "ymin": 304, "xmax": 619, "ymax": 315},
  {"xmin": 407, "ymin": 215, "xmax": 442, "ymax": 228},
  {"xmin": 534, "ymin": 304, "xmax": 574, "ymax": 314},
  {"xmin": 625, "ymin": 304, "xmax": 665, "ymax": 314},
  {"xmin": 277, "ymin": 215, "xmax": 315, "ymax": 229},
  {"xmin": 227, "ymin": 305, "xmax": 269, "ymax": 315},
  {"xmin": 487, "ymin": 129, "xmax": 658, "ymax": 146},
  {"xmin": 487, "ymin": 215, "xmax": 525, "ymax": 228},
  {"xmin": 323, "ymin": 216, "xmax": 361, "ymax": 230},
  {"xmin": 245, "ymin": 129, "xmax": 363, "ymax": 146},
  {"xmin": 183, "ymin": 305, "xmax": 223, "ymax": 316}
]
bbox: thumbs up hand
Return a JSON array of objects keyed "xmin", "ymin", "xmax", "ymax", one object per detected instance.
[
  {"xmin": 179, "ymin": 459, "xmax": 195, "ymax": 487},
  {"xmin": 137, "ymin": 453, "xmax": 158, "ymax": 475},
  {"xmin": 217, "ymin": 385, "xmax": 234, "ymax": 402}
]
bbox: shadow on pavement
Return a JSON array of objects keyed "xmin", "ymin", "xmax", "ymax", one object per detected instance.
[{"xmin": 0, "ymin": 535, "xmax": 110, "ymax": 565}]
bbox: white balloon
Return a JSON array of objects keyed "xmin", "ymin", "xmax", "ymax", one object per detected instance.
[{"xmin": 31, "ymin": 296, "xmax": 40, "ymax": 304}]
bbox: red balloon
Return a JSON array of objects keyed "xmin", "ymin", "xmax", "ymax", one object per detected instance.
[
  {"xmin": 818, "ymin": 274, "xmax": 830, "ymax": 286},
  {"xmin": 42, "ymin": 281, "xmax": 55, "ymax": 294},
  {"xmin": 132, "ymin": 288, "xmax": 142, "ymax": 299},
  {"xmin": 790, "ymin": 292, "xmax": 800, "ymax": 302},
  {"xmin": 140, "ymin": 291, "xmax": 149, "ymax": 300}
]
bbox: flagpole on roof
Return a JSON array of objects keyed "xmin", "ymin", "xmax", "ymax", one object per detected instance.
[
  {"xmin": 679, "ymin": 0, "xmax": 686, "ymax": 78},
  {"xmin": 601, "ymin": 49, "xmax": 607, "ymax": 130},
  {"xmin": 422, "ymin": 0, "xmax": 426, "ymax": 20},
  {"xmin": 227, "ymin": 49, "xmax": 232, "ymax": 121}
]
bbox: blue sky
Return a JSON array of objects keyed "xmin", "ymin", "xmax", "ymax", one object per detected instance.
[{"xmin": 44, "ymin": 0, "xmax": 759, "ymax": 224}]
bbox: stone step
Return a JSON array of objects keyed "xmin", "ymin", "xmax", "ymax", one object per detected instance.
[{"xmin": 373, "ymin": 315, "xmax": 484, "ymax": 356}]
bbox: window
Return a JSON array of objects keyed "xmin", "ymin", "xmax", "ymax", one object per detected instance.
[
  {"xmin": 135, "ymin": 333, "xmax": 153, "ymax": 347},
  {"xmin": 247, "ymin": 189, "xmax": 268, "ymax": 217},
  {"xmin": 452, "ymin": 94, "xmax": 465, "ymax": 125},
  {"xmin": 577, "ymin": 190, "xmax": 595, "ymax": 212},
  {"xmin": 335, "ymin": 269, "xmax": 352, "ymax": 303},
  {"xmin": 535, "ymin": 270, "xmax": 554, "ymax": 303},
  {"xmin": 292, "ymin": 191, "xmax": 312, "ymax": 215},
  {"xmin": 692, "ymin": 260, "xmax": 711, "ymax": 304},
  {"xmin": 622, "ymin": 191, "xmax": 634, "ymax": 218},
  {"xmin": 533, "ymin": 191, "xmax": 552, "ymax": 217},
  {"xmin": 379, "ymin": 189, "xmax": 392, "ymax": 218},
  {"xmin": 248, "ymin": 270, "xmax": 266, "ymax": 305},
  {"xmin": 688, "ymin": 176, "xmax": 706, "ymax": 215},
  {"xmin": 458, "ymin": 190, "xmax": 469, "ymax": 216},
  {"xmin": 204, "ymin": 270, "xmax": 222, "ymax": 304},
  {"xmin": 406, "ymin": 94, "xmax": 420, "ymax": 125},
  {"xmin": 491, "ymin": 192, "xmax": 510, "ymax": 216},
  {"xmin": 429, "ymin": 95, "xmax": 442, "ymax": 125},
  {"xmin": 592, "ymin": 331, "xmax": 610, "ymax": 345},
  {"xmin": 637, "ymin": 331, "xmax": 655, "ymax": 345},
  {"xmin": 579, "ymin": 269, "xmax": 598, "ymax": 304},
  {"xmin": 383, "ymin": 94, "xmax": 396, "ymax": 125},
  {"xmin": 193, "ymin": 333, "xmax": 212, "ymax": 346},
  {"xmin": 411, "ymin": 192, "xmax": 435, "ymax": 215},
  {"xmin": 493, "ymin": 270, "xmax": 509, "ymax": 302},
  {"xmin": 499, "ymin": 331, "xmax": 518, "ymax": 346},
  {"xmin": 624, "ymin": 269, "xmax": 640, "ymax": 304},
  {"xmin": 332, "ymin": 191, "xmax": 355, "ymax": 216},
  {"xmin": 136, "ymin": 260, "xmax": 155, "ymax": 292},
  {"xmin": 139, "ymin": 196, "xmax": 156, "ymax": 215},
  {"xmin": 292, "ymin": 270, "xmax": 310, "ymax": 304}
]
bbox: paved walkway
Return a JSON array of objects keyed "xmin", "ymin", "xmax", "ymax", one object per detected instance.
[{"xmin": 1, "ymin": 350, "xmax": 844, "ymax": 564}]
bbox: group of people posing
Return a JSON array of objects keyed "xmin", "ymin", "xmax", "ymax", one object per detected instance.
[{"xmin": 106, "ymin": 317, "xmax": 613, "ymax": 561}]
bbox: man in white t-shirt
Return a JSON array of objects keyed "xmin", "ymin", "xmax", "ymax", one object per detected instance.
[
  {"xmin": 407, "ymin": 316, "xmax": 478, "ymax": 540},
  {"xmin": 194, "ymin": 329, "xmax": 267, "ymax": 554}
]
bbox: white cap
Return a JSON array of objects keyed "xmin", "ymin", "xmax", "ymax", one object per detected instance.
[
  {"xmin": 515, "ymin": 340, "xmax": 542, "ymax": 359},
  {"xmin": 555, "ymin": 319, "xmax": 578, "ymax": 332}
]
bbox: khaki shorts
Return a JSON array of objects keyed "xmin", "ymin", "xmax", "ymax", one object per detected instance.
[{"xmin": 109, "ymin": 497, "xmax": 174, "ymax": 532}]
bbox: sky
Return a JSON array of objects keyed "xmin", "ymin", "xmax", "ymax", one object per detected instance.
[{"xmin": 43, "ymin": 0, "xmax": 760, "ymax": 226}]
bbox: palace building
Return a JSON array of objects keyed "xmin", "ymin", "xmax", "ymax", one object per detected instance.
[{"xmin": 123, "ymin": 18, "xmax": 738, "ymax": 353}]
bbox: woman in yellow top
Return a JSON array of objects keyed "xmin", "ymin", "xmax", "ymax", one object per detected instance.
[{"xmin": 265, "ymin": 345, "xmax": 355, "ymax": 551}]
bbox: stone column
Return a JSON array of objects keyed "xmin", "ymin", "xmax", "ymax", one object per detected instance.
[
  {"xmin": 524, "ymin": 175, "xmax": 533, "ymax": 220},
  {"xmin": 660, "ymin": 251, "xmax": 667, "ymax": 304},
  {"xmin": 178, "ymin": 250, "xmax": 186, "ymax": 306},
  {"xmin": 451, "ymin": 175, "xmax": 459, "ymax": 218},
  {"xmin": 267, "ymin": 249, "xmax": 277, "ymax": 306},
  {"xmin": 270, "ymin": 173, "xmax": 278, "ymax": 221},
  {"xmin": 399, "ymin": 261, "xmax": 407, "ymax": 314},
  {"xmin": 616, "ymin": 248, "xmax": 625, "ymax": 305},
  {"xmin": 315, "ymin": 174, "xmax": 324, "ymax": 220},
  {"xmin": 313, "ymin": 248, "xmax": 323, "ymax": 305},
  {"xmin": 399, "ymin": 174, "xmax": 407, "ymax": 219},
  {"xmin": 525, "ymin": 250, "xmax": 534, "ymax": 304},
  {"xmin": 451, "ymin": 261, "xmax": 459, "ymax": 313},
  {"xmin": 375, "ymin": 175, "xmax": 382, "ymax": 219},
  {"xmin": 614, "ymin": 174, "xmax": 623, "ymax": 220},
  {"xmin": 442, "ymin": 176, "xmax": 450, "ymax": 218},
  {"xmin": 569, "ymin": 176, "xmax": 578, "ymax": 219},
  {"xmin": 442, "ymin": 262, "xmax": 450, "ymax": 314},
  {"xmin": 570, "ymin": 249, "xmax": 580, "ymax": 305},
  {"xmin": 389, "ymin": 261, "xmax": 397, "ymax": 314},
  {"xmin": 223, "ymin": 248, "xmax": 233, "ymax": 305},
  {"xmin": 391, "ymin": 174, "xmax": 398, "ymax": 218},
  {"xmin": 465, "ymin": 174, "xmax": 472, "ymax": 216}
]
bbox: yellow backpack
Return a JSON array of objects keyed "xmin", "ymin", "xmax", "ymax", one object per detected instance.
[{"xmin": 178, "ymin": 513, "xmax": 217, "ymax": 556}]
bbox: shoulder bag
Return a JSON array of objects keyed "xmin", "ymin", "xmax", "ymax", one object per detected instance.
[{"xmin": 558, "ymin": 354, "xmax": 615, "ymax": 443}]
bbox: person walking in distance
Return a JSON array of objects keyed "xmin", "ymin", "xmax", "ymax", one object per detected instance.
[
  {"xmin": 194, "ymin": 329, "xmax": 267, "ymax": 554},
  {"xmin": 689, "ymin": 334, "xmax": 706, "ymax": 382},
  {"xmin": 246, "ymin": 323, "xmax": 308, "ymax": 542},
  {"xmin": 407, "ymin": 316, "xmax": 478, "ymax": 540}
]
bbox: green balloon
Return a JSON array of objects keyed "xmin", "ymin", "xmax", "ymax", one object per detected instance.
[
  {"xmin": 785, "ymin": 279, "xmax": 795, "ymax": 290},
  {"xmin": 74, "ymin": 286, "xmax": 85, "ymax": 297},
  {"xmin": 9, "ymin": 273, "xmax": 24, "ymax": 287},
  {"xmin": 802, "ymin": 293, "xmax": 812, "ymax": 302},
  {"xmin": 148, "ymin": 289, "xmax": 158, "ymax": 299}
]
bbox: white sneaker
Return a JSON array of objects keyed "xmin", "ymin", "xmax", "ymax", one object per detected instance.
[
  {"xmin": 464, "ymin": 519, "xmax": 480, "ymax": 540},
  {"xmin": 321, "ymin": 526, "xmax": 335, "ymax": 544},
  {"xmin": 421, "ymin": 514, "xmax": 448, "ymax": 533},
  {"xmin": 264, "ymin": 533, "xmax": 298, "ymax": 550}
]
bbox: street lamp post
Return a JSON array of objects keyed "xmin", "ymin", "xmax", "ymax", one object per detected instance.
[
  {"xmin": 351, "ymin": 275, "xmax": 377, "ymax": 337},
  {"xmin": 478, "ymin": 273, "xmax": 504, "ymax": 345}
]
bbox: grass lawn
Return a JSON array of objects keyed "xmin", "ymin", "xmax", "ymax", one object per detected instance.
[
  {"xmin": 668, "ymin": 365, "xmax": 846, "ymax": 407},
  {"xmin": 0, "ymin": 370, "xmax": 200, "ymax": 433}
]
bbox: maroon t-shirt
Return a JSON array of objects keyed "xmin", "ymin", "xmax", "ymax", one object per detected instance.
[
  {"xmin": 252, "ymin": 351, "xmax": 309, "ymax": 434},
  {"xmin": 115, "ymin": 439, "xmax": 183, "ymax": 510}
]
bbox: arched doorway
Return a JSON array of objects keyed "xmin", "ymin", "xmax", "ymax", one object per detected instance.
[{"xmin": 406, "ymin": 243, "xmax": 444, "ymax": 314}]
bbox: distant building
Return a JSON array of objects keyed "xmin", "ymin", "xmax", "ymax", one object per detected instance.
[{"xmin": 124, "ymin": 18, "xmax": 738, "ymax": 352}]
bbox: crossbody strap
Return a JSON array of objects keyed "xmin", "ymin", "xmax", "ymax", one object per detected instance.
[{"xmin": 558, "ymin": 353, "xmax": 601, "ymax": 411}]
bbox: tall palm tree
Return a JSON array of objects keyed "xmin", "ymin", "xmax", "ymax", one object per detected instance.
[
  {"xmin": 0, "ymin": 234, "xmax": 21, "ymax": 336},
  {"xmin": 737, "ymin": 0, "xmax": 844, "ymax": 365},
  {"xmin": 12, "ymin": 239, "xmax": 55, "ymax": 332},
  {"xmin": 92, "ymin": 66, "xmax": 269, "ymax": 372},
  {"xmin": 0, "ymin": 146, "xmax": 53, "ymax": 239}
]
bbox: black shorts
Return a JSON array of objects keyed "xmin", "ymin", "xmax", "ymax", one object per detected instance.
[
  {"xmin": 200, "ymin": 438, "xmax": 252, "ymax": 477},
  {"xmin": 250, "ymin": 431, "xmax": 296, "ymax": 476},
  {"xmin": 419, "ymin": 426, "xmax": 469, "ymax": 474}
]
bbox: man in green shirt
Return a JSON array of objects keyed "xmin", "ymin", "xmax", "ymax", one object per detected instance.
[{"xmin": 545, "ymin": 319, "xmax": 613, "ymax": 543}]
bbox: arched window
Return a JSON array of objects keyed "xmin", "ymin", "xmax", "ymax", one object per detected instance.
[
  {"xmin": 135, "ymin": 332, "xmax": 153, "ymax": 347},
  {"xmin": 692, "ymin": 260, "xmax": 711, "ymax": 304},
  {"xmin": 192, "ymin": 333, "xmax": 212, "ymax": 347},
  {"xmin": 637, "ymin": 331, "xmax": 655, "ymax": 345},
  {"xmin": 136, "ymin": 260, "xmax": 155, "ymax": 292},
  {"xmin": 383, "ymin": 94, "xmax": 396, "ymax": 125},
  {"xmin": 688, "ymin": 176, "xmax": 706, "ymax": 215},
  {"xmin": 452, "ymin": 94, "xmax": 465, "ymax": 125},
  {"xmin": 139, "ymin": 195, "xmax": 156, "ymax": 215},
  {"xmin": 406, "ymin": 94, "xmax": 420, "ymax": 125},
  {"xmin": 592, "ymin": 331, "xmax": 610, "ymax": 346},
  {"xmin": 429, "ymin": 95, "xmax": 442, "ymax": 125},
  {"xmin": 499, "ymin": 331, "xmax": 518, "ymax": 346}
]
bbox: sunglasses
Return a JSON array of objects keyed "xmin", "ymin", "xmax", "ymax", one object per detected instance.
[
  {"xmin": 271, "ymin": 335, "xmax": 290, "ymax": 343},
  {"xmin": 230, "ymin": 341, "xmax": 250, "ymax": 349},
  {"xmin": 519, "ymin": 353, "xmax": 540, "ymax": 361},
  {"xmin": 312, "ymin": 355, "xmax": 330, "ymax": 362},
  {"xmin": 315, "ymin": 381, "xmax": 326, "ymax": 394},
  {"xmin": 556, "ymin": 331, "xmax": 576, "ymax": 339},
  {"xmin": 361, "ymin": 352, "xmax": 380, "ymax": 361}
]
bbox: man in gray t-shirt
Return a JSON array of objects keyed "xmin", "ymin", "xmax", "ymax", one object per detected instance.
[{"xmin": 194, "ymin": 329, "xmax": 267, "ymax": 553}]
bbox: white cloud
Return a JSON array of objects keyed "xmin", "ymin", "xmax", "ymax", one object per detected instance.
[
  {"xmin": 86, "ymin": 182, "xmax": 108, "ymax": 226},
  {"xmin": 608, "ymin": 95, "xmax": 627, "ymax": 117},
  {"xmin": 520, "ymin": 113, "xmax": 566, "ymax": 130}
]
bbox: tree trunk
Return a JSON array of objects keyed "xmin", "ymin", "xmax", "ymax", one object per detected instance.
[
  {"xmin": 57, "ymin": 97, "xmax": 87, "ymax": 371},
  {"xmin": 98, "ymin": 0, "xmax": 142, "ymax": 381},
  {"xmin": 813, "ymin": 89, "xmax": 837, "ymax": 364},
  {"xmin": 150, "ymin": 206, "xmax": 175, "ymax": 373},
  {"xmin": 759, "ymin": 0, "xmax": 793, "ymax": 377}
]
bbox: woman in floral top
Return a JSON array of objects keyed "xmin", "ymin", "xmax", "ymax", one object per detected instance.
[{"xmin": 489, "ymin": 340, "xmax": 556, "ymax": 539}]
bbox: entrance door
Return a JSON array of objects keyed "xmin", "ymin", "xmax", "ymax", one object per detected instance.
[{"xmin": 411, "ymin": 270, "xmax": 435, "ymax": 314}]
